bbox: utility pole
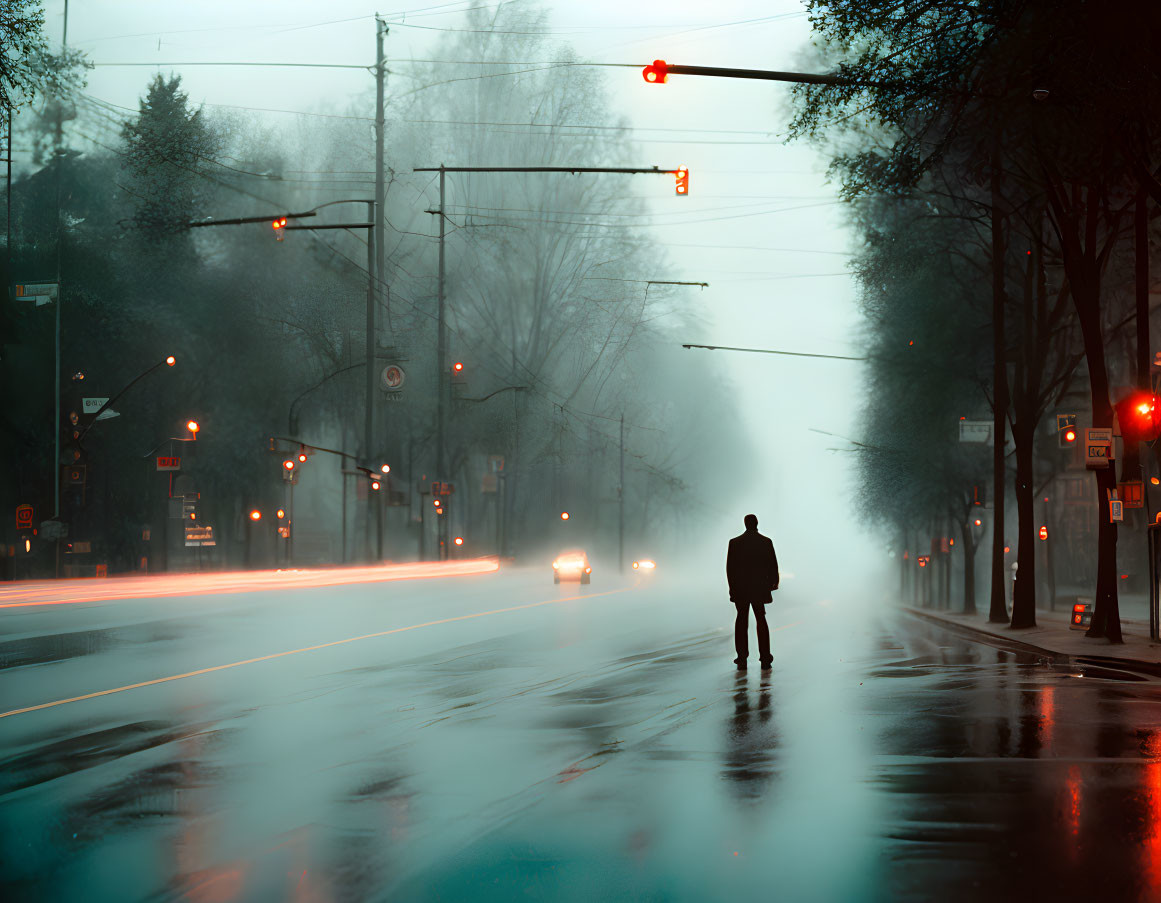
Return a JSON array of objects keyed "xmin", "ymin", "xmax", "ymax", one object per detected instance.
[
  {"xmin": 436, "ymin": 165, "xmax": 447, "ymax": 478},
  {"xmin": 619, "ymin": 413, "xmax": 625, "ymax": 574},
  {"xmin": 53, "ymin": 0, "xmax": 69, "ymax": 525},
  {"xmin": 375, "ymin": 17, "xmax": 389, "ymax": 341}
]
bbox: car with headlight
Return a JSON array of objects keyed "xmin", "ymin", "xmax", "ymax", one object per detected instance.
[
  {"xmin": 632, "ymin": 558, "xmax": 656, "ymax": 573},
  {"xmin": 553, "ymin": 550, "xmax": 591, "ymax": 584}
]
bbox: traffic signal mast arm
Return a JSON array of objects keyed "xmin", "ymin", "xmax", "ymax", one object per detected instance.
[
  {"xmin": 641, "ymin": 59, "xmax": 882, "ymax": 87},
  {"xmin": 414, "ymin": 166, "xmax": 684, "ymax": 175},
  {"xmin": 189, "ymin": 211, "xmax": 317, "ymax": 228}
]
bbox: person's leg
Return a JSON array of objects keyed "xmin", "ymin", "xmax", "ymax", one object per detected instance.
[
  {"xmin": 753, "ymin": 602, "xmax": 772, "ymax": 665},
  {"xmin": 733, "ymin": 602, "xmax": 749, "ymax": 664}
]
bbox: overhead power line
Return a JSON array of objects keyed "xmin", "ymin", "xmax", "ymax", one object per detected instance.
[{"xmin": 682, "ymin": 344, "xmax": 865, "ymax": 360}]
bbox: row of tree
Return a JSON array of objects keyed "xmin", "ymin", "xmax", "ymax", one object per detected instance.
[
  {"xmin": 790, "ymin": 0, "xmax": 1161, "ymax": 641},
  {"xmin": 1, "ymin": 4, "xmax": 752, "ymax": 572}
]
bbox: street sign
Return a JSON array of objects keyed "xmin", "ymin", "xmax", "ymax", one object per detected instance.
[
  {"xmin": 156, "ymin": 456, "xmax": 181, "ymax": 471},
  {"xmin": 82, "ymin": 397, "xmax": 109, "ymax": 415},
  {"xmin": 958, "ymin": 420, "xmax": 992, "ymax": 444},
  {"xmin": 380, "ymin": 364, "xmax": 406, "ymax": 391},
  {"xmin": 15, "ymin": 282, "xmax": 58, "ymax": 306},
  {"xmin": 1110, "ymin": 499, "xmax": 1124, "ymax": 522},
  {"xmin": 66, "ymin": 541, "xmax": 92, "ymax": 554},
  {"xmin": 1085, "ymin": 428, "xmax": 1113, "ymax": 468},
  {"xmin": 1056, "ymin": 413, "xmax": 1077, "ymax": 432},
  {"xmin": 481, "ymin": 473, "xmax": 498, "ymax": 493},
  {"xmin": 488, "ymin": 455, "xmax": 505, "ymax": 472},
  {"xmin": 16, "ymin": 504, "xmax": 33, "ymax": 530},
  {"xmin": 184, "ymin": 525, "xmax": 216, "ymax": 547},
  {"xmin": 432, "ymin": 480, "xmax": 455, "ymax": 496},
  {"xmin": 1120, "ymin": 481, "xmax": 1145, "ymax": 509}
]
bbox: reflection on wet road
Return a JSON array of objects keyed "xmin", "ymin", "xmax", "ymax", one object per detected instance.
[{"xmin": 5, "ymin": 567, "xmax": 1161, "ymax": 901}]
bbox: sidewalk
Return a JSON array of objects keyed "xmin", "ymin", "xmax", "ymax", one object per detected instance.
[{"xmin": 904, "ymin": 604, "xmax": 1161, "ymax": 673}]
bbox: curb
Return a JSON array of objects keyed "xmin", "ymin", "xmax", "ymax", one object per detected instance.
[{"xmin": 901, "ymin": 606, "xmax": 1161, "ymax": 679}]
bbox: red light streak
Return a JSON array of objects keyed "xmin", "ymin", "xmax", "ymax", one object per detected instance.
[{"xmin": 0, "ymin": 558, "xmax": 501, "ymax": 610}]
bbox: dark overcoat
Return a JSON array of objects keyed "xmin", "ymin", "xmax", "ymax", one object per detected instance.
[{"xmin": 726, "ymin": 529, "xmax": 780, "ymax": 603}]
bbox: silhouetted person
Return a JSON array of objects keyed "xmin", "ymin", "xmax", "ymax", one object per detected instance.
[{"xmin": 726, "ymin": 513, "xmax": 779, "ymax": 669}]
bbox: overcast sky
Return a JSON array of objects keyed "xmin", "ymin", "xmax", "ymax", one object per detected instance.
[{"xmin": 37, "ymin": 0, "xmax": 880, "ymax": 591}]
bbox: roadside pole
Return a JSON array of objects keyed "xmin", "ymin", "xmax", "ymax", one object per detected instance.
[{"xmin": 619, "ymin": 413, "xmax": 625, "ymax": 575}]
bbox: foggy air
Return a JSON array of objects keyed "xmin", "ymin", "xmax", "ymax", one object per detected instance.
[{"xmin": 3, "ymin": 2, "xmax": 1161, "ymax": 901}]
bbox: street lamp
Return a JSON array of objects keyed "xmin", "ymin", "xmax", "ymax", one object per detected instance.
[{"xmin": 186, "ymin": 420, "xmax": 200, "ymax": 439}]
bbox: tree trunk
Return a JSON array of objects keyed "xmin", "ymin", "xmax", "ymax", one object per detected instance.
[
  {"xmin": 989, "ymin": 151, "xmax": 1011, "ymax": 623},
  {"xmin": 1011, "ymin": 422, "xmax": 1037, "ymax": 628},
  {"xmin": 961, "ymin": 518, "xmax": 977, "ymax": 615}
]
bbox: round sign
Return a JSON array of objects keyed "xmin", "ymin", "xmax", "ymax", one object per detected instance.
[{"xmin": 380, "ymin": 364, "xmax": 405, "ymax": 391}]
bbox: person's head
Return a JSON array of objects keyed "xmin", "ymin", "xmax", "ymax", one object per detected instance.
[{"xmin": 744, "ymin": 514, "xmax": 758, "ymax": 531}]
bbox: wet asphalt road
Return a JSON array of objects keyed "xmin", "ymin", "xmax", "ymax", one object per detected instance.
[{"xmin": 4, "ymin": 566, "xmax": 1161, "ymax": 902}]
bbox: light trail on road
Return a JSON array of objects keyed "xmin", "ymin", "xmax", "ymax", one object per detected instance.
[
  {"xmin": 0, "ymin": 584, "xmax": 633, "ymax": 720},
  {"xmin": 0, "ymin": 558, "xmax": 500, "ymax": 609}
]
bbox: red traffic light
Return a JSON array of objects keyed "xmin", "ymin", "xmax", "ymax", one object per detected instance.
[
  {"xmin": 165, "ymin": 355, "xmax": 176, "ymax": 366},
  {"xmin": 452, "ymin": 362, "xmax": 464, "ymax": 373},
  {"xmin": 272, "ymin": 217, "xmax": 287, "ymax": 230},
  {"xmin": 249, "ymin": 510, "xmax": 262, "ymax": 521},
  {"xmin": 283, "ymin": 459, "xmax": 295, "ymax": 471},
  {"xmin": 642, "ymin": 59, "xmax": 668, "ymax": 84},
  {"xmin": 674, "ymin": 167, "xmax": 689, "ymax": 196},
  {"xmin": 371, "ymin": 480, "xmax": 381, "ymax": 491},
  {"xmin": 454, "ymin": 536, "xmax": 464, "ymax": 546},
  {"xmin": 1116, "ymin": 391, "xmax": 1161, "ymax": 442},
  {"xmin": 276, "ymin": 508, "xmax": 286, "ymax": 519},
  {"xmin": 1038, "ymin": 525, "xmax": 1048, "ymax": 541}
]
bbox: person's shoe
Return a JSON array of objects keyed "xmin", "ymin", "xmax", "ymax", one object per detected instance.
[
  {"xmin": 759, "ymin": 660, "xmax": 773, "ymax": 670},
  {"xmin": 734, "ymin": 658, "xmax": 747, "ymax": 670}
]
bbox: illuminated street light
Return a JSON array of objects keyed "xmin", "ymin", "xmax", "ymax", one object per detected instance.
[
  {"xmin": 454, "ymin": 536, "xmax": 464, "ymax": 546},
  {"xmin": 276, "ymin": 508, "xmax": 286, "ymax": 519},
  {"xmin": 186, "ymin": 420, "xmax": 200, "ymax": 438},
  {"xmin": 380, "ymin": 464, "xmax": 390, "ymax": 474},
  {"xmin": 165, "ymin": 355, "xmax": 176, "ymax": 366},
  {"xmin": 283, "ymin": 460, "xmax": 296, "ymax": 471},
  {"xmin": 560, "ymin": 511, "xmax": 569, "ymax": 521},
  {"xmin": 371, "ymin": 480, "xmax": 381, "ymax": 491}
]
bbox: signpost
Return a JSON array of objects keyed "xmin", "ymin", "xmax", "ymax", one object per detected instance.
[
  {"xmin": 156, "ymin": 456, "xmax": 181, "ymax": 471},
  {"xmin": 380, "ymin": 364, "xmax": 405, "ymax": 390},
  {"xmin": 958, "ymin": 420, "xmax": 992, "ymax": 444},
  {"xmin": 1056, "ymin": 413, "xmax": 1077, "ymax": 432},
  {"xmin": 1085, "ymin": 428, "xmax": 1113, "ymax": 468},
  {"xmin": 184, "ymin": 525, "xmax": 216, "ymax": 547},
  {"xmin": 15, "ymin": 282, "xmax": 59, "ymax": 306}
]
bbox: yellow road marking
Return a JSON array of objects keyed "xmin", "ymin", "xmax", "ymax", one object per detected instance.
[{"xmin": 0, "ymin": 586, "xmax": 631, "ymax": 720}]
